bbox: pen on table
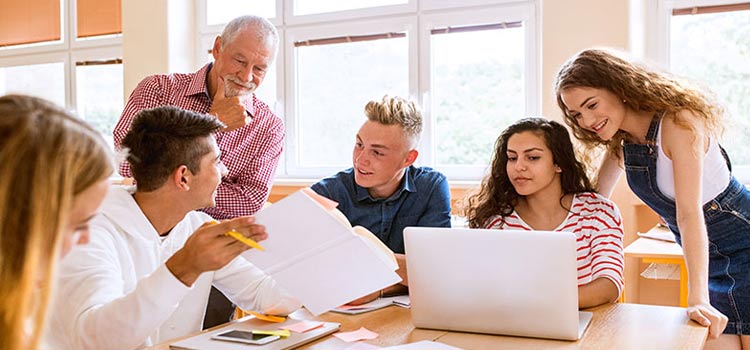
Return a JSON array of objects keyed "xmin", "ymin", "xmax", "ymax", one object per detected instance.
[{"xmin": 209, "ymin": 220, "xmax": 265, "ymax": 251}]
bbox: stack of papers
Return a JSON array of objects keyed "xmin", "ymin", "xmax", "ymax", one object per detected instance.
[
  {"xmin": 637, "ymin": 225, "xmax": 676, "ymax": 242},
  {"xmin": 641, "ymin": 262, "xmax": 681, "ymax": 280},
  {"xmin": 333, "ymin": 296, "xmax": 410, "ymax": 315}
]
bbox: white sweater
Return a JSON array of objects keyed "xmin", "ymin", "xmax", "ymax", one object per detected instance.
[{"xmin": 44, "ymin": 186, "xmax": 300, "ymax": 350}]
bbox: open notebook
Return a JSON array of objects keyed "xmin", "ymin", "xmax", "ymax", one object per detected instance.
[{"xmin": 241, "ymin": 189, "xmax": 401, "ymax": 315}]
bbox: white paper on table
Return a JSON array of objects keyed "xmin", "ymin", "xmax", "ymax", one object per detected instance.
[
  {"xmin": 380, "ymin": 340, "xmax": 463, "ymax": 349},
  {"xmin": 333, "ymin": 296, "xmax": 411, "ymax": 315},
  {"xmin": 637, "ymin": 225, "xmax": 676, "ymax": 242}
]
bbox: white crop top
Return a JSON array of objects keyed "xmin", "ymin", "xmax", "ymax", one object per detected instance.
[{"xmin": 655, "ymin": 118, "xmax": 730, "ymax": 204}]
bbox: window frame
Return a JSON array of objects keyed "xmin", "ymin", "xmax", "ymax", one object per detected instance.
[
  {"xmin": 420, "ymin": 0, "xmax": 530, "ymax": 11},
  {"xmin": 284, "ymin": 0, "xmax": 417, "ymax": 25},
  {"xmin": 284, "ymin": 16, "xmax": 418, "ymax": 177},
  {"xmin": 197, "ymin": 0, "xmax": 283, "ymax": 31},
  {"xmin": 0, "ymin": 0, "xmax": 123, "ymax": 119},
  {"xmin": 419, "ymin": 3, "xmax": 539, "ymax": 179},
  {"xmin": 0, "ymin": 0, "xmax": 67, "ymax": 54},
  {"xmin": 199, "ymin": 0, "xmax": 540, "ymax": 181},
  {"xmin": 0, "ymin": 52, "xmax": 70, "ymax": 106},
  {"xmin": 651, "ymin": 0, "xmax": 750, "ymax": 183},
  {"xmin": 70, "ymin": 44, "xmax": 124, "ymax": 115}
]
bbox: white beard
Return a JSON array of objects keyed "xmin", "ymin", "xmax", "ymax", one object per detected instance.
[{"xmin": 224, "ymin": 75, "xmax": 257, "ymax": 98}]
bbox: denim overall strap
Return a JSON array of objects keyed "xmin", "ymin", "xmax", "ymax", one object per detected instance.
[
  {"xmin": 719, "ymin": 145, "xmax": 733, "ymax": 172},
  {"xmin": 644, "ymin": 113, "xmax": 661, "ymax": 146},
  {"xmin": 623, "ymin": 112, "xmax": 750, "ymax": 335},
  {"xmin": 622, "ymin": 113, "xmax": 680, "ymax": 237},
  {"xmin": 622, "ymin": 113, "xmax": 735, "ymax": 241}
]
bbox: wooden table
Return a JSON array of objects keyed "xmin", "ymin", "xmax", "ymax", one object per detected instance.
[
  {"xmin": 624, "ymin": 228, "xmax": 686, "ymax": 306},
  {"xmin": 149, "ymin": 302, "xmax": 707, "ymax": 350}
]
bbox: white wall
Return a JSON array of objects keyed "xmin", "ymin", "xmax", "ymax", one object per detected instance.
[
  {"xmin": 540, "ymin": 0, "xmax": 631, "ymax": 119},
  {"xmin": 122, "ymin": 0, "xmax": 196, "ymax": 99}
]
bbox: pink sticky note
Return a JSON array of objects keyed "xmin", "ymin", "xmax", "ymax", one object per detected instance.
[
  {"xmin": 280, "ymin": 320, "xmax": 324, "ymax": 333},
  {"xmin": 334, "ymin": 327, "xmax": 379, "ymax": 342},
  {"xmin": 302, "ymin": 188, "xmax": 339, "ymax": 210},
  {"xmin": 344, "ymin": 342, "xmax": 381, "ymax": 350}
]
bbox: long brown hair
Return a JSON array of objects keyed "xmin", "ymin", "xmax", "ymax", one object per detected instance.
[
  {"xmin": 0, "ymin": 95, "xmax": 113, "ymax": 350},
  {"xmin": 463, "ymin": 117, "xmax": 594, "ymax": 228},
  {"xmin": 554, "ymin": 48, "xmax": 723, "ymax": 158}
]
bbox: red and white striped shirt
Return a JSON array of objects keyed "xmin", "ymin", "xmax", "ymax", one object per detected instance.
[
  {"xmin": 113, "ymin": 63, "xmax": 284, "ymax": 219},
  {"xmin": 485, "ymin": 192, "xmax": 624, "ymax": 296}
]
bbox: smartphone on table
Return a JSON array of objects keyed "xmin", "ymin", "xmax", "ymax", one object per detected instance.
[{"xmin": 211, "ymin": 329, "xmax": 281, "ymax": 345}]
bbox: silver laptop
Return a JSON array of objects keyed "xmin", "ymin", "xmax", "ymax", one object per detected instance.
[{"xmin": 404, "ymin": 227, "xmax": 593, "ymax": 341}]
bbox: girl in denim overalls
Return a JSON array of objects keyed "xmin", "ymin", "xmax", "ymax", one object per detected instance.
[{"xmin": 555, "ymin": 48, "xmax": 750, "ymax": 350}]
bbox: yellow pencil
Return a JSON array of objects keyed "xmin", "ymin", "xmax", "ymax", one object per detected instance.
[
  {"xmin": 210, "ymin": 221, "xmax": 265, "ymax": 251},
  {"xmin": 252, "ymin": 329, "xmax": 291, "ymax": 337},
  {"xmin": 246, "ymin": 310, "xmax": 285, "ymax": 323},
  {"xmin": 225, "ymin": 229, "xmax": 265, "ymax": 251}
]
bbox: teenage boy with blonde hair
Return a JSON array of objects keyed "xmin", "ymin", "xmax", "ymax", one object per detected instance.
[{"xmin": 312, "ymin": 95, "xmax": 451, "ymax": 304}]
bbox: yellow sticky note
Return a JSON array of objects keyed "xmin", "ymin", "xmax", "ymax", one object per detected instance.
[
  {"xmin": 209, "ymin": 220, "xmax": 265, "ymax": 251},
  {"xmin": 252, "ymin": 329, "xmax": 291, "ymax": 338},
  {"xmin": 246, "ymin": 310, "xmax": 286, "ymax": 323}
]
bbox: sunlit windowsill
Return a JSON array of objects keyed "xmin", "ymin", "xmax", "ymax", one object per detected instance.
[
  {"xmin": 271, "ymin": 178, "xmax": 317, "ymax": 187},
  {"xmin": 271, "ymin": 177, "xmax": 480, "ymax": 188},
  {"xmin": 108, "ymin": 175, "xmax": 480, "ymax": 188}
]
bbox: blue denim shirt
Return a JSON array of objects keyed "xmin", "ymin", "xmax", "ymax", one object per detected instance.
[{"xmin": 311, "ymin": 166, "xmax": 452, "ymax": 254}]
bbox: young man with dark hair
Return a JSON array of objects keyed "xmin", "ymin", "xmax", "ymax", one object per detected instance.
[
  {"xmin": 113, "ymin": 15, "xmax": 285, "ymax": 323},
  {"xmin": 46, "ymin": 106, "xmax": 299, "ymax": 350}
]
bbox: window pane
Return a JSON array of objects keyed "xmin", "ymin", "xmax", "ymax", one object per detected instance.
[
  {"xmin": 0, "ymin": 62, "xmax": 65, "ymax": 107},
  {"xmin": 296, "ymin": 36, "xmax": 408, "ymax": 167},
  {"xmin": 0, "ymin": 0, "xmax": 60, "ymax": 46},
  {"xmin": 670, "ymin": 10, "xmax": 750, "ymax": 164},
  {"xmin": 75, "ymin": 63, "xmax": 124, "ymax": 146},
  {"xmin": 255, "ymin": 62, "xmax": 277, "ymax": 113},
  {"xmin": 432, "ymin": 25, "xmax": 525, "ymax": 166},
  {"xmin": 294, "ymin": 0, "xmax": 407, "ymax": 16},
  {"xmin": 77, "ymin": 0, "xmax": 122, "ymax": 38},
  {"xmin": 206, "ymin": 0, "xmax": 275, "ymax": 25}
]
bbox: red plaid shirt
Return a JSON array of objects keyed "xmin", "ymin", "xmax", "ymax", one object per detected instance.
[{"xmin": 113, "ymin": 63, "xmax": 284, "ymax": 219}]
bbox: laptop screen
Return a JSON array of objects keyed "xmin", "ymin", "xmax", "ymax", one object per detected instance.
[{"xmin": 404, "ymin": 227, "xmax": 586, "ymax": 340}]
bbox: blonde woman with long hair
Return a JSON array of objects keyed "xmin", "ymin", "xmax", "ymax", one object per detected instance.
[
  {"xmin": 556, "ymin": 48, "xmax": 749, "ymax": 349},
  {"xmin": 0, "ymin": 94, "xmax": 113, "ymax": 350}
]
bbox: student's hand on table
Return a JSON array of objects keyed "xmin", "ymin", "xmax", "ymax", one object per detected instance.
[
  {"xmin": 209, "ymin": 77, "xmax": 249, "ymax": 131},
  {"xmin": 687, "ymin": 301, "xmax": 728, "ymax": 339},
  {"xmin": 166, "ymin": 216, "xmax": 267, "ymax": 286}
]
